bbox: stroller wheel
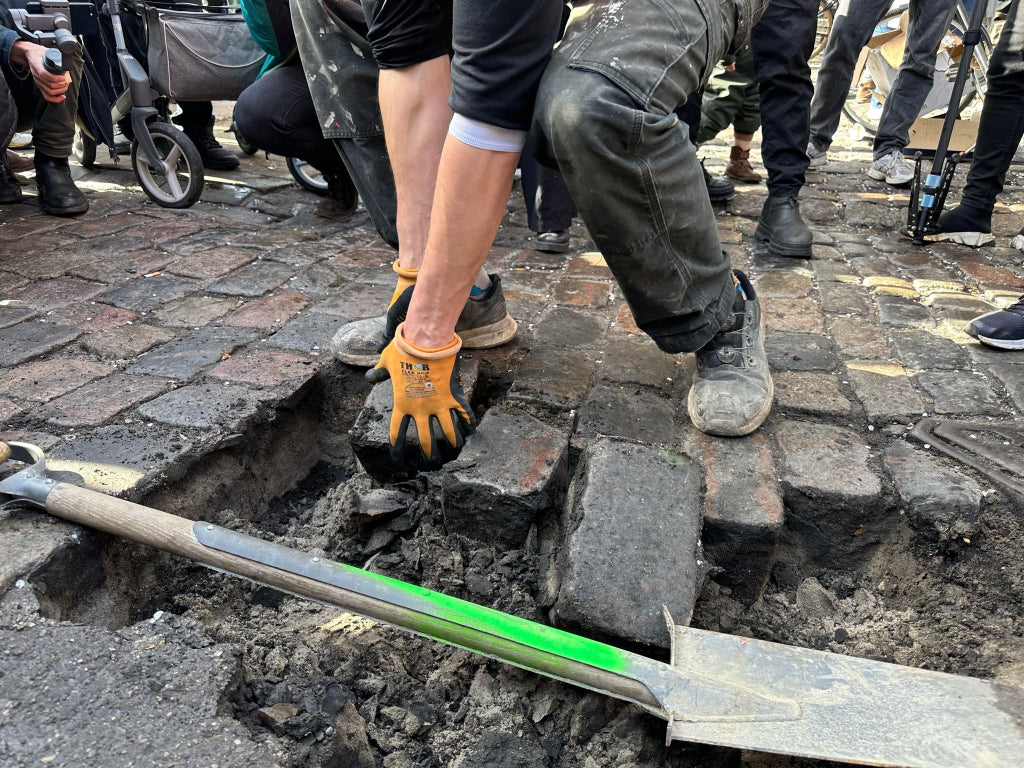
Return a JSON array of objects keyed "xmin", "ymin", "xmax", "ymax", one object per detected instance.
[
  {"xmin": 131, "ymin": 122, "xmax": 204, "ymax": 209},
  {"xmin": 287, "ymin": 157, "xmax": 329, "ymax": 196},
  {"xmin": 73, "ymin": 130, "xmax": 97, "ymax": 169}
]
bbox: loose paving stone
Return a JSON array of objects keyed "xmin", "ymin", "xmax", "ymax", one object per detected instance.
[
  {"xmin": 549, "ymin": 438, "xmax": 703, "ymax": 648},
  {"xmin": 765, "ymin": 332, "xmax": 837, "ymax": 371},
  {"xmin": 507, "ymin": 346, "xmax": 597, "ymax": 412},
  {"xmin": 96, "ymin": 274, "xmax": 199, "ymax": 313},
  {"xmin": 572, "ymin": 384, "xmax": 677, "ymax": 447},
  {"xmin": 442, "ymin": 405, "xmax": 570, "ymax": 546},
  {"xmin": 883, "ymin": 442, "xmax": 982, "ymax": 527},
  {"xmin": 165, "ymin": 246, "xmax": 262, "ymax": 279},
  {"xmin": 891, "ymin": 329, "xmax": 971, "ymax": 371},
  {"xmin": 39, "ymin": 374, "xmax": 171, "ymax": 427},
  {"xmin": 9, "ymin": 276, "xmax": 106, "ymax": 311},
  {"xmin": 0, "ymin": 603, "xmax": 278, "ymax": 767},
  {"xmin": 699, "ymin": 433, "xmax": 783, "ymax": 605},
  {"xmin": 351, "ymin": 359, "xmax": 480, "ymax": 482},
  {"xmin": 0, "ymin": 510, "xmax": 96, "ymax": 594},
  {"xmin": 763, "ymin": 298, "xmax": 825, "ymax": 334},
  {"xmin": 138, "ymin": 383, "xmax": 264, "ymax": 431},
  {"xmin": 875, "ymin": 294, "xmax": 934, "ymax": 328},
  {"xmin": 46, "ymin": 424, "xmax": 193, "ymax": 497},
  {"xmin": 266, "ymin": 311, "xmax": 339, "ymax": 355},
  {"xmin": 752, "ymin": 270, "xmax": 813, "ymax": 298},
  {"xmin": 225, "ymin": 290, "xmax": 313, "ymax": 329},
  {"xmin": 916, "ymin": 371, "xmax": 1005, "ymax": 416},
  {"xmin": 773, "ymin": 420, "xmax": 887, "ymax": 566},
  {"xmin": 927, "ymin": 294, "xmax": 996, "ymax": 322},
  {"xmin": 308, "ymin": 282, "xmax": 393, "ymax": 321},
  {"xmin": 772, "ymin": 372, "xmax": 854, "ymax": 416},
  {"xmin": 0, "ymin": 303, "xmax": 36, "ymax": 329},
  {"xmin": 845, "ymin": 361, "xmax": 925, "ymax": 423},
  {"xmin": 0, "ymin": 322, "xmax": 82, "ymax": 368},
  {"xmin": 209, "ymin": 349, "xmax": 317, "ymax": 390},
  {"xmin": 4, "ymin": 358, "xmax": 116, "ymax": 404},
  {"xmin": 206, "ymin": 259, "xmax": 296, "ymax": 297},
  {"xmin": 818, "ymin": 281, "xmax": 875, "ymax": 317},
  {"xmin": 989, "ymin": 361, "xmax": 1024, "ymax": 412},
  {"xmin": 828, "ymin": 316, "xmax": 891, "ymax": 359},
  {"xmin": 80, "ymin": 324, "xmax": 176, "ymax": 359},
  {"xmin": 128, "ymin": 326, "xmax": 260, "ymax": 380},
  {"xmin": 597, "ymin": 334, "xmax": 683, "ymax": 389},
  {"xmin": 531, "ymin": 307, "xmax": 608, "ymax": 349},
  {"xmin": 150, "ymin": 295, "xmax": 239, "ymax": 328}
]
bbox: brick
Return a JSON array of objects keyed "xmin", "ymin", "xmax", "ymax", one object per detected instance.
[
  {"xmin": 765, "ymin": 332, "xmax": 836, "ymax": 371},
  {"xmin": 926, "ymin": 294, "xmax": 997, "ymax": 322},
  {"xmin": 572, "ymin": 384, "xmax": 677, "ymax": 447},
  {"xmin": 883, "ymin": 442, "xmax": 981, "ymax": 527},
  {"xmin": 7, "ymin": 248, "xmax": 102, "ymax": 281},
  {"xmin": 46, "ymin": 303, "xmax": 139, "ymax": 332},
  {"xmin": 265, "ymin": 311, "xmax": 339, "ymax": 355},
  {"xmin": 206, "ymin": 260, "xmax": 294, "ymax": 297},
  {"xmin": 597, "ymin": 334, "xmax": 684, "ymax": 389},
  {"xmin": 551, "ymin": 279, "xmax": 612, "ymax": 308},
  {"xmin": 224, "ymin": 290, "xmax": 311, "ymax": 329},
  {"xmin": 531, "ymin": 307, "xmax": 607, "ymax": 349},
  {"xmin": 773, "ymin": 420, "xmax": 887, "ymax": 567},
  {"xmin": 137, "ymin": 383, "xmax": 263, "ymax": 431},
  {"xmin": 512, "ymin": 250, "xmax": 567, "ymax": 271},
  {"xmin": 128, "ymin": 327, "xmax": 259, "ymax": 380},
  {"xmin": 699, "ymin": 433, "xmax": 783, "ymax": 605},
  {"xmin": 752, "ymin": 270, "xmax": 813, "ymax": 298},
  {"xmin": 818, "ymin": 282, "xmax": 874, "ymax": 316},
  {"xmin": 71, "ymin": 212, "xmax": 140, "ymax": 239},
  {"xmin": 828, "ymin": 316, "xmax": 891, "ymax": 360},
  {"xmin": 9, "ymin": 277, "xmax": 106, "ymax": 311},
  {"xmin": 958, "ymin": 261, "xmax": 1024, "ymax": 289},
  {"xmin": 4, "ymin": 359, "xmax": 116, "ymax": 404},
  {"xmin": 565, "ymin": 252, "xmax": 612, "ymax": 281},
  {"xmin": 773, "ymin": 372, "xmax": 853, "ymax": 416},
  {"xmin": 39, "ymin": 374, "xmax": 170, "ymax": 427},
  {"xmin": 441, "ymin": 405, "xmax": 570, "ymax": 546},
  {"xmin": 549, "ymin": 438, "xmax": 703, "ymax": 648},
  {"xmin": 762, "ymin": 297, "xmax": 825, "ymax": 334},
  {"xmin": 0, "ymin": 322, "xmax": 82, "ymax": 368},
  {"xmin": 613, "ymin": 302, "xmax": 643, "ymax": 334},
  {"xmin": 845, "ymin": 361, "xmax": 925, "ymax": 423},
  {"xmin": 81, "ymin": 325, "xmax": 176, "ymax": 359},
  {"xmin": 916, "ymin": 371, "xmax": 1004, "ymax": 416},
  {"xmin": 287, "ymin": 264, "xmax": 345, "ymax": 296},
  {"xmin": 150, "ymin": 296, "xmax": 238, "ymax": 328},
  {"xmin": 351, "ymin": 358, "xmax": 480, "ymax": 482},
  {"xmin": 507, "ymin": 346, "xmax": 597, "ymax": 412},
  {"xmin": 161, "ymin": 226, "xmax": 248, "ymax": 255},
  {"xmin": 876, "ymin": 294, "xmax": 934, "ymax": 328},
  {"xmin": 0, "ymin": 397, "xmax": 25, "ymax": 423},
  {"xmin": 69, "ymin": 250, "xmax": 173, "ymax": 283},
  {"xmin": 0, "ymin": 304, "xmax": 37, "ymax": 330},
  {"xmin": 891, "ymin": 330, "xmax": 970, "ymax": 371},
  {"xmin": 209, "ymin": 349, "xmax": 316, "ymax": 389},
  {"xmin": 165, "ymin": 247, "xmax": 262, "ymax": 280},
  {"xmin": 844, "ymin": 201, "xmax": 902, "ymax": 229},
  {"xmin": 989, "ymin": 362, "xmax": 1024, "ymax": 412},
  {"xmin": 96, "ymin": 274, "xmax": 199, "ymax": 313},
  {"xmin": 308, "ymin": 283, "xmax": 392, "ymax": 321},
  {"xmin": 0, "ymin": 510, "xmax": 97, "ymax": 595}
]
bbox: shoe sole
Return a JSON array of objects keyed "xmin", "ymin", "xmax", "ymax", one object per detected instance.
[
  {"xmin": 334, "ymin": 348, "xmax": 383, "ymax": 367},
  {"xmin": 534, "ymin": 242, "xmax": 571, "ymax": 254},
  {"xmin": 755, "ymin": 221, "xmax": 813, "ymax": 259},
  {"xmin": 42, "ymin": 202, "xmax": 89, "ymax": 216},
  {"xmin": 866, "ymin": 167, "xmax": 912, "ymax": 187},
  {"xmin": 459, "ymin": 314, "xmax": 518, "ymax": 349},
  {"xmin": 687, "ymin": 369, "xmax": 775, "ymax": 438},
  {"xmin": 965, "ymin": 323, "xmax": 1024, "ymax": 350},
  {"xmin": 924, "ymin": 230, "xmax": 996, "ymax": 248}
]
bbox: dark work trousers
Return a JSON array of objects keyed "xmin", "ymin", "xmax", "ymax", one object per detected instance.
[
  {"xmin": 751, "ymin": 0, "xmax": 818, "ymax": 199},
  {"xmin": 808, "ymin": 0, "xmax": 956, "ymax": 159},
  {"xmin": 676, "ymin": 88, "xmax": 704, "ymax": 145},
  {"xmin": 234, "ymin": 63, "xmax": 354, "ymax": 185},
  {"xmin": 697, "ymin": 43, "xmax": 761, "ymax": 143},
  {"xmin": 0, "ymin": 47, "xmax": 82, "ymax": 157},
  {"xmin": 958, "ymin": 0, "xmax": 1024, "ymax": 214},
  {"xmin": 519, "ymin": 143, "xmax": 576, "ymax": 234},
  {"xmin": 532, "ymin": 0, "xmax": 754, "ymax": 354},
  {"xmin": 290, "ymin": 0, "xmax": 397, "ymax": 247}
]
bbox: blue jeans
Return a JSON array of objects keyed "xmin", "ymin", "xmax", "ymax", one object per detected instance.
[{"xmin": 532, "ymin": 0, "xmax": 763, "ymax": 354}]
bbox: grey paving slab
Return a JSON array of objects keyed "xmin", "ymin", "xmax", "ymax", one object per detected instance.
[{"xmin": 128, "ymin": 326, "xmax": 260, "ymax": 380}]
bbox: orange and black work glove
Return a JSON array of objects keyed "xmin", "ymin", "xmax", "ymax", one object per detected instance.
[
  {"xmin": 365, "ymin": 322, "xmax": 476, "ymax": 467},
  {"xmin": 384, "ymin": 261, "xmax": 418, "ymax": 344},
  {"xmin": 389, "ymin": 260, "xmax": 418, "ymax": 308}
]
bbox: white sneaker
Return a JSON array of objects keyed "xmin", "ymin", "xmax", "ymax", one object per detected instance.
[
  {"xmin": 806, "ymin": 141, "xmax": 828, "ymax": 167},
  {"xmin": 868, "ymin": 149, "xmax": 914, "ymax": 187}
]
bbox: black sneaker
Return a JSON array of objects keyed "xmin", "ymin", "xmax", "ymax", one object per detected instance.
[
  {"xmin": 926, "ymin": 204, "xmax": 995, "ymax": 247},
  {"xmin": 702, "ymin": 160, "xmax": 735, "ymax": 203},
  {"xmin": 965, "ymin": 295, "xmax": 1024, "ymax": 350},
  {"xmin": 687, "ymin": 270, "xmax": 773, "ymax": 436}
]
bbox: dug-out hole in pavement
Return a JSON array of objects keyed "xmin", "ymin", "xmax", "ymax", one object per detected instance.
[{"xmin": 17, "ymin": 362, "xmax": 1024, "ymax": 768}]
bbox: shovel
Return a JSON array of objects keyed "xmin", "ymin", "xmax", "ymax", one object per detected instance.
[{"xmin": 2, "ymin": 440, "xmax": 1022, "ymax": 768}]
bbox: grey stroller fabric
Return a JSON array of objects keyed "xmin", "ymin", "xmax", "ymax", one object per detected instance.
[{"xmin": 147, "ymin": 9, "xmax": 265, "ymax": 101}]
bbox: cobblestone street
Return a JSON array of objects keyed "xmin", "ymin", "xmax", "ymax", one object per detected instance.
[{"xmin": 2, "ymin": 109, "xmax": 1024, "ymax": 767}]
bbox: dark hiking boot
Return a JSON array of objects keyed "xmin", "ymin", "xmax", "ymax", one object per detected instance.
[
  {"xmin": 688, "ymin": 270, "xmax": 773, "ymax": 436},
  {"xmin": 178, "ymin": 119, "xmax": 240, "ymax": 171},
  {"xmin": 703, "ymin": 160, "xmax": 735, "ymax": 203},
  {"xmin": 0, "ymin": 153, "xmax": 24, "ymax": 204},
  {"xmin": 725, "ymin": 146, "xmax": 762, "ymax": 183},
  {"xmin": 33, "ymin": 154, "xmax": 88, "ymax": 216},
  {"xmin": 755, "ymin": 195, "xmax": 813, "ymax": 258}
]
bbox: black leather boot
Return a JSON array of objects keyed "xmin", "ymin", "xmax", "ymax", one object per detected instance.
[
  {"xmin": 702, "ymin": 160, "xmax": 735, "ymax": 203},
  {"xmin": 34, "ymin": 153, "xmax": 88, "ymax": 216},
  {"xmin": 755, "ymin": 195, "xmax": 813, "ymax": 258},
  {"xmin": 177, "ymin": 118, "xmax": 240, "ymax": 171},
  {"xmin": 0, "ymin": 152, "xmax": 24, "ymax": 204}
]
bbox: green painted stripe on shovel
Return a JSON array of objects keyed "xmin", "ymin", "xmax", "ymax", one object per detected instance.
[{"xmin": 332, "ymin": 561, "xmax": 634, "ymax": 676}]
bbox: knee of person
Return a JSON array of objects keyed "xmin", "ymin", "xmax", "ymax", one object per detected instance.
[{"xmin": 233, "ymin": 88, "xmax": 268, "ymax": 146}]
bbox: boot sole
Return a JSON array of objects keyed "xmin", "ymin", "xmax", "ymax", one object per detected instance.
[
  {"xmin": 333, "ymin": 349, "xmax": 383, "ymax": 368},
  {"xmin": 755, "ymin": 222, "xmax": 813, "ymax": 258},
  {"xmin": 687, "ymin": 372, "xmax": 774, "ymax": 437},
  {"xmin": 534, "ymin": 241, "xmax": 571, "ymax": 254},
  {"xmin": 42, "ymin": 201, "xmax": 89, "ymax": 216},
  {"xmin": 924, "ymin": 230, "xmax": 996, "ymax": 248},
  {"xmin": 459, "ymin": 315, "xmax": 518, "ymax": 349},
  {"xmin": 725, "ymin": 172, "xmax": 762, "ymax": 184}
]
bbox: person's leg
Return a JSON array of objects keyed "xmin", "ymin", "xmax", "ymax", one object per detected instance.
[
  {"xmin": 0, "ymin": 68, "xmax": 22, "ymax": 204},
  {"xmin": 718, "ymin": 46, "xmax": 763, "ymax": 183},
  {"xmin": 751, "ymin": 0, "xmax": 818, "ymax": 257},
  {"xmin": 807, "ymin": 0, "xmax": 889, "ymax": 153},
  {"xmin": 175, "ymin": 100, "xmax": 240, "ymax": 171}
]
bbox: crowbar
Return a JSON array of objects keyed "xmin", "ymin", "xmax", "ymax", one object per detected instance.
[{"xmin": 1, "ymin": 440, "xmax": 1022, "ymax": 767}]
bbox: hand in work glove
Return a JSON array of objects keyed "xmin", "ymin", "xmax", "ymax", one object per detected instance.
[
  {"xmin": 365, "ymin": 322, "xmax": 476, "ymax": 467},
  {"xmin": 384, "ymin": 261, "xmax": 417, "ymax": 344}
]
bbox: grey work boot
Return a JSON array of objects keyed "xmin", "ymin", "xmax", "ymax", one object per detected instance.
[
  {"xmin": 687, "ymin": 270, "xmax": 773, "ymax": 437},
  {"xmin": 330, "ymin": 273, "xmax": 518, "ymax": 367}
]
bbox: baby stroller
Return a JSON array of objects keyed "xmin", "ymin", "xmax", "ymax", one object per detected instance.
[{"xmin": 73, "ymin": 0, "xmax": 265, "ymax": 207}]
